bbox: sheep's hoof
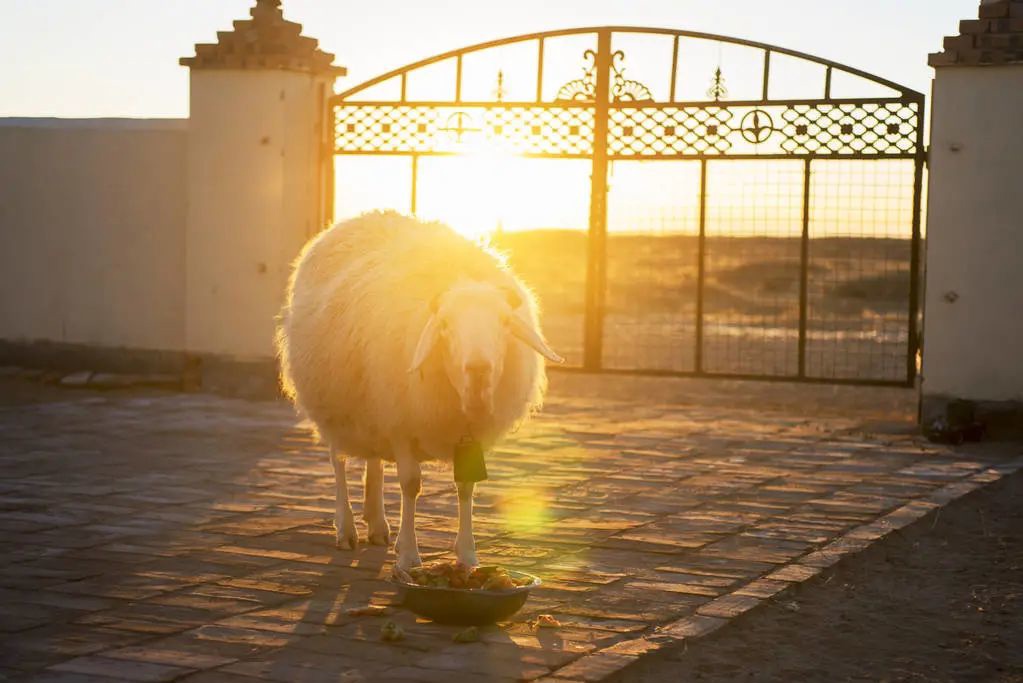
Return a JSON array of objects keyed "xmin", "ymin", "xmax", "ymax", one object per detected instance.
[
  {"xmin": 335, "ymin": 520, "xmax": 359, "ymax": 551},
  {"xmin": 365, "ymin": 517, "xmax": 391, "ymax": 546},
  {"xmin": 394, "ymin": 544, "xmax": 422, "ymax": 570},
  {"xmin": 335, "ymin": 534, "xmax": 359, "ymax": 551}
]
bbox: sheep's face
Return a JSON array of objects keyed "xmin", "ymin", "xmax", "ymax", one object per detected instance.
[
  {"xmin": 436, "ymin": 283, "xmax": 509, "ymax": 420},
  {"xmin": 409, "ymin": 280, "xmax": 563, "ymax": 423}
]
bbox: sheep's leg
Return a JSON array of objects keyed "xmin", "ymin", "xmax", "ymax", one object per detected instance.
[
  {"xmin": 454, "ymin": 481, "xmax": 479, "ymax": 567},
  {"xmin": 330, "ymin": 446, "xmax": 359, "ymax": 550},
  {"xmin": 393, "ymin": 447, "xmax": 422, "ymax": 571},
  {"xmin": 363, "ymin": 457, "xmax": 390, "ymax": 546}
]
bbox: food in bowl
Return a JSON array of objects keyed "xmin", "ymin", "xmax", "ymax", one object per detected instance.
[{"xmin": 407, "ymin": 562, "xmax": 534, "ymax": 591}]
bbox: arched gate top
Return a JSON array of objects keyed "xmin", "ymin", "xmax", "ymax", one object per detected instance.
[
  {"xmin": 335, "ymin": 26, "xmax": 923, "ymax": 102},
  {"xmin": 332, "ymin": 26, "xmax": 924, "ymax": 160}
]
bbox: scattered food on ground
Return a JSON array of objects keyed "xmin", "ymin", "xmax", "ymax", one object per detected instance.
[
  {"xmin": 346, "ymin": 605, "xmax": 391, "ymax": 617},
  {"xmin": 453, "ymin": 626, "xmax": 480, "ymax": 643},
  {"xmin": 530, "ymin": 614, "xmax": 561, "ymax": 629},
  {"xmin": 380, "ymin": 620, "xmax": 405, "ymax": 642}
]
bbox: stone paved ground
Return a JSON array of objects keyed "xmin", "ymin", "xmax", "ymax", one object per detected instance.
[{"xmin": 0, "ymin": 373, "xmax": 1021, "ymax": 683}]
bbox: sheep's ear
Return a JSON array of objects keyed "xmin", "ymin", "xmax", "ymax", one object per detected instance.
[
  {"xmin": 409, "ymin": 314, "xmax": 441, "ymax": 374},
  {"xmin": 504, "ymin": 286, "xmax": 523, "ymax": 310},
  {"xmin": 509, "ymin": 314, "xmax": 564, "ymax": 364}
]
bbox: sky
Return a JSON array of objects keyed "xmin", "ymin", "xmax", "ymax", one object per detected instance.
[{"xmin": 0, "ymin": 0, "xmax": 978, "ymax": 119}]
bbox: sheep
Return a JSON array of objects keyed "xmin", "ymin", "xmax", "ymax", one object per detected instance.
[{"xmin": 275, "ymin": 210, "xmax": 562, "ymax": 571}]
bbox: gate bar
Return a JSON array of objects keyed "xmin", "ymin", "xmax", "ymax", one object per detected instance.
[
  {"xmin": 695, "ymin": 158, "xmax": 707, "ymax": 373},
  {"xmin": 907, "ymin": 155, "xmax": 924, "ymax": 385},
  {"xmin": 669, "ymin": 36, "xmax": 679, "ymax": 102},
  {"xmin": 410, "ymin": 155, "xmax": 419, "ymax": 215},
  {"xmin": 583, "ymin": 30, "xmax": 612, "ymax": 371},
  {"xmin": 536, "ymin": 38, "xmax": 545, "ymax": 102},
  {"xmin": 798, "ymin": 158, "xmax": 811, "ymax": 378}
]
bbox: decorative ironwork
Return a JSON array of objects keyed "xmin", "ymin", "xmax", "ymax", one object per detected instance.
[
  {"xmin": 556, "ymin": 49, "xmax": 653, "ymax": 103},
  {"xmin": 555, "ymin": 49, "xmax": 598, "ymax": 101},
  {"xmin": 331, "ymin": 27, "xmax": 926, "ymax": 387},
  {"xmin": 494, "ymin": 70, "xmax": 506, "ymax": 102},
  {"xmin": 707, "ymin": 67, "xmax": 728, "ymax": 102},
  {"xmin": 740, "ymin": 109, "xmax": 774, "ymax": 144},
  {"xmin": 609, "ymin": 107, "xmax": 733, "ymax": 155},
  {"xmin": 779, "ymin": 102, "xmax": 919, "ymax": 155},
  {"xmin": 609, "ymin": 51, "xmax": 653, "ymax": 102},
  {"xmin": 440, "ymin": 111, "xmax": 480, "ymax": 143},
  {"xmin": 334, "ymin": 104, "xmax": 595, "ymax": 156},
  {"xmin": 336, "ymin": 101, "xmax": 920, "ymax": 158}
]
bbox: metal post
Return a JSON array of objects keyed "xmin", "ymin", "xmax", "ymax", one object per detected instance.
[
  {"xmin": 669, "ymin": 36, "xmax": 679, "ymax": 102},
  {"xmin": 323, "ymin": 96, "xmax": 335, "ymax": 226},
  {"xmin": 907, "ymin": 139, "xmax": 925, "ymax": 386},
  {"xmin": 536, "ymin": 38, "xmax": 545, "ymax": 102},
  {"xmin": 695, "ymin": 159, "xmax": 707, "ymax": 373},
  {"xmin": 583, "ymin": 31, "xmax": 612, "ymax": 372},
  {"xmin": 798, "ymin": 158, "xmax": 812, "ymax": 378},
  {"xmin": 410, "ymin": 155, "xmax": 419, "ymax": 216}
]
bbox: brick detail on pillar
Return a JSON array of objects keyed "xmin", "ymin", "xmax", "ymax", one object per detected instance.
[
  {"xmin": 930, "ymin": 1, "xmax": 1023, "ymax": 66},
  {"xmin": 180, "ymin": 0, "xmax": 346, "ymax": 76}
]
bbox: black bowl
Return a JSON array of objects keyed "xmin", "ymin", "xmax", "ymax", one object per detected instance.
[{"xmin": 393, "ymin": 570, "xmax": 541, "ymax": 625}]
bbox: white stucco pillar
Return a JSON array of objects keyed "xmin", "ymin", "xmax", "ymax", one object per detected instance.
[
  {"xmin": 922, "ymin": 0, "xmax": 1023, "ymax": 422},
  {"xmin": 180, "ymin": 0, "xmax": 343, "ymax": 360}
]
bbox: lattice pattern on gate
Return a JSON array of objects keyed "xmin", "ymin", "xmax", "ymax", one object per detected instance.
[
  {"xmin": 335, "ymin": 105, "xmax": 596, "ymax": 156},
  {"xmin": 336, "ymin": 102, "xmax": 920, "ymax": 158},
  {"xmin": 779, "ymin": 102, "xmax": 920, "ymax": 156}
]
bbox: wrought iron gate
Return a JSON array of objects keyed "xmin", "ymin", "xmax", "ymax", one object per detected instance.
[{"xmin": 330, "ymin": 27, "xmax": 924, "ymax": 386}]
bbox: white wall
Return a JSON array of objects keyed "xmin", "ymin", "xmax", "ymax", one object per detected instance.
[
  {"xmin": 0, "ymin": 119, "xmax": 187, "ymax": 351},
  {"xmin": 923, "ymin": 66, "xmax": 1023, "ymax": 404},
  {"xmin": 185, "ymin": 69, "xmax": 330, "ymax": 359}
]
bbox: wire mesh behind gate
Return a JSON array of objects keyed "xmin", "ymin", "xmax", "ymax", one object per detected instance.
[{"xmin": 330, "ymin": 27, "xmax": 924, "ymax": 387}]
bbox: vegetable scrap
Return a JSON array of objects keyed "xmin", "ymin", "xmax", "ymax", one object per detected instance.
[
  {"xmin": 453, "ymin": 626, "xmax": 480, "ymax": 643},
  {"xmin": 380, "ymin": 620, "xmax": 405, "ymax": 642},
  {"xmin": 345, "ymin": 605, "xmax": 391, "ymax": 617},
  {"xmin": 530, "ymin": 614, "xmax": 561, "ymax": 629}
]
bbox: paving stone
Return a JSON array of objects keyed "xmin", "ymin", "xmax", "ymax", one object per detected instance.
[
  {"xmin": 176, "ymin": 673, "xmax": 258, "ymax": 683},
  {"xmin": 655, "ymin": 613, "xmax": 728, "ymax": 640},
  {"xmin": 735, "ymin": 578, "xmax": 790, "ymax": 599},
  {"xmin": 221, "ymin": 650, "xmax": 391, "ymax": 682},
  {"xmin": 374, "ymin": 666, "xmax": 519, "ymax": 682},
  {"xmin": 764, "ymin": 563, "xmax": 822, "ymax": 583},
  {"xmin": 186, "ymin": 624, "xmax": 308, "ymax": 649},
  {"xmin": 696, "ymin": 592, "xmax": 763, "ymax": 619},
  {"xmin": 551, "ymin": 652, "xmax": 638, "ymax": 682},
  {"xmin": 19, "ymin": 673, "xmax": 130, "ymax": 683},
  {"xmin": 102, "ymin": 644, "xmax": 237, "ymax": 670},
  {"xmin": 48, "ymin": 655, "xmax": 194, "ymax": 682}
]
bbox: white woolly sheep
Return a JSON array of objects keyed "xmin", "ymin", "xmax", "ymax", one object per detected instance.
[{"xmin": 276, "ymin": 211, "xmax": 562, "ymax": 570}]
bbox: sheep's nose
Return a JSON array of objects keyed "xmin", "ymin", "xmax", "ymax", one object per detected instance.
[{"xmin": 465, "ymin": 360, "xmax": 492, "ymax": 383}]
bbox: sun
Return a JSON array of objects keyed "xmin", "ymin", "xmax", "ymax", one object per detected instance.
[{"xmin": 416, "ymin": 142, "xmax": 589, "ymax": 240}]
